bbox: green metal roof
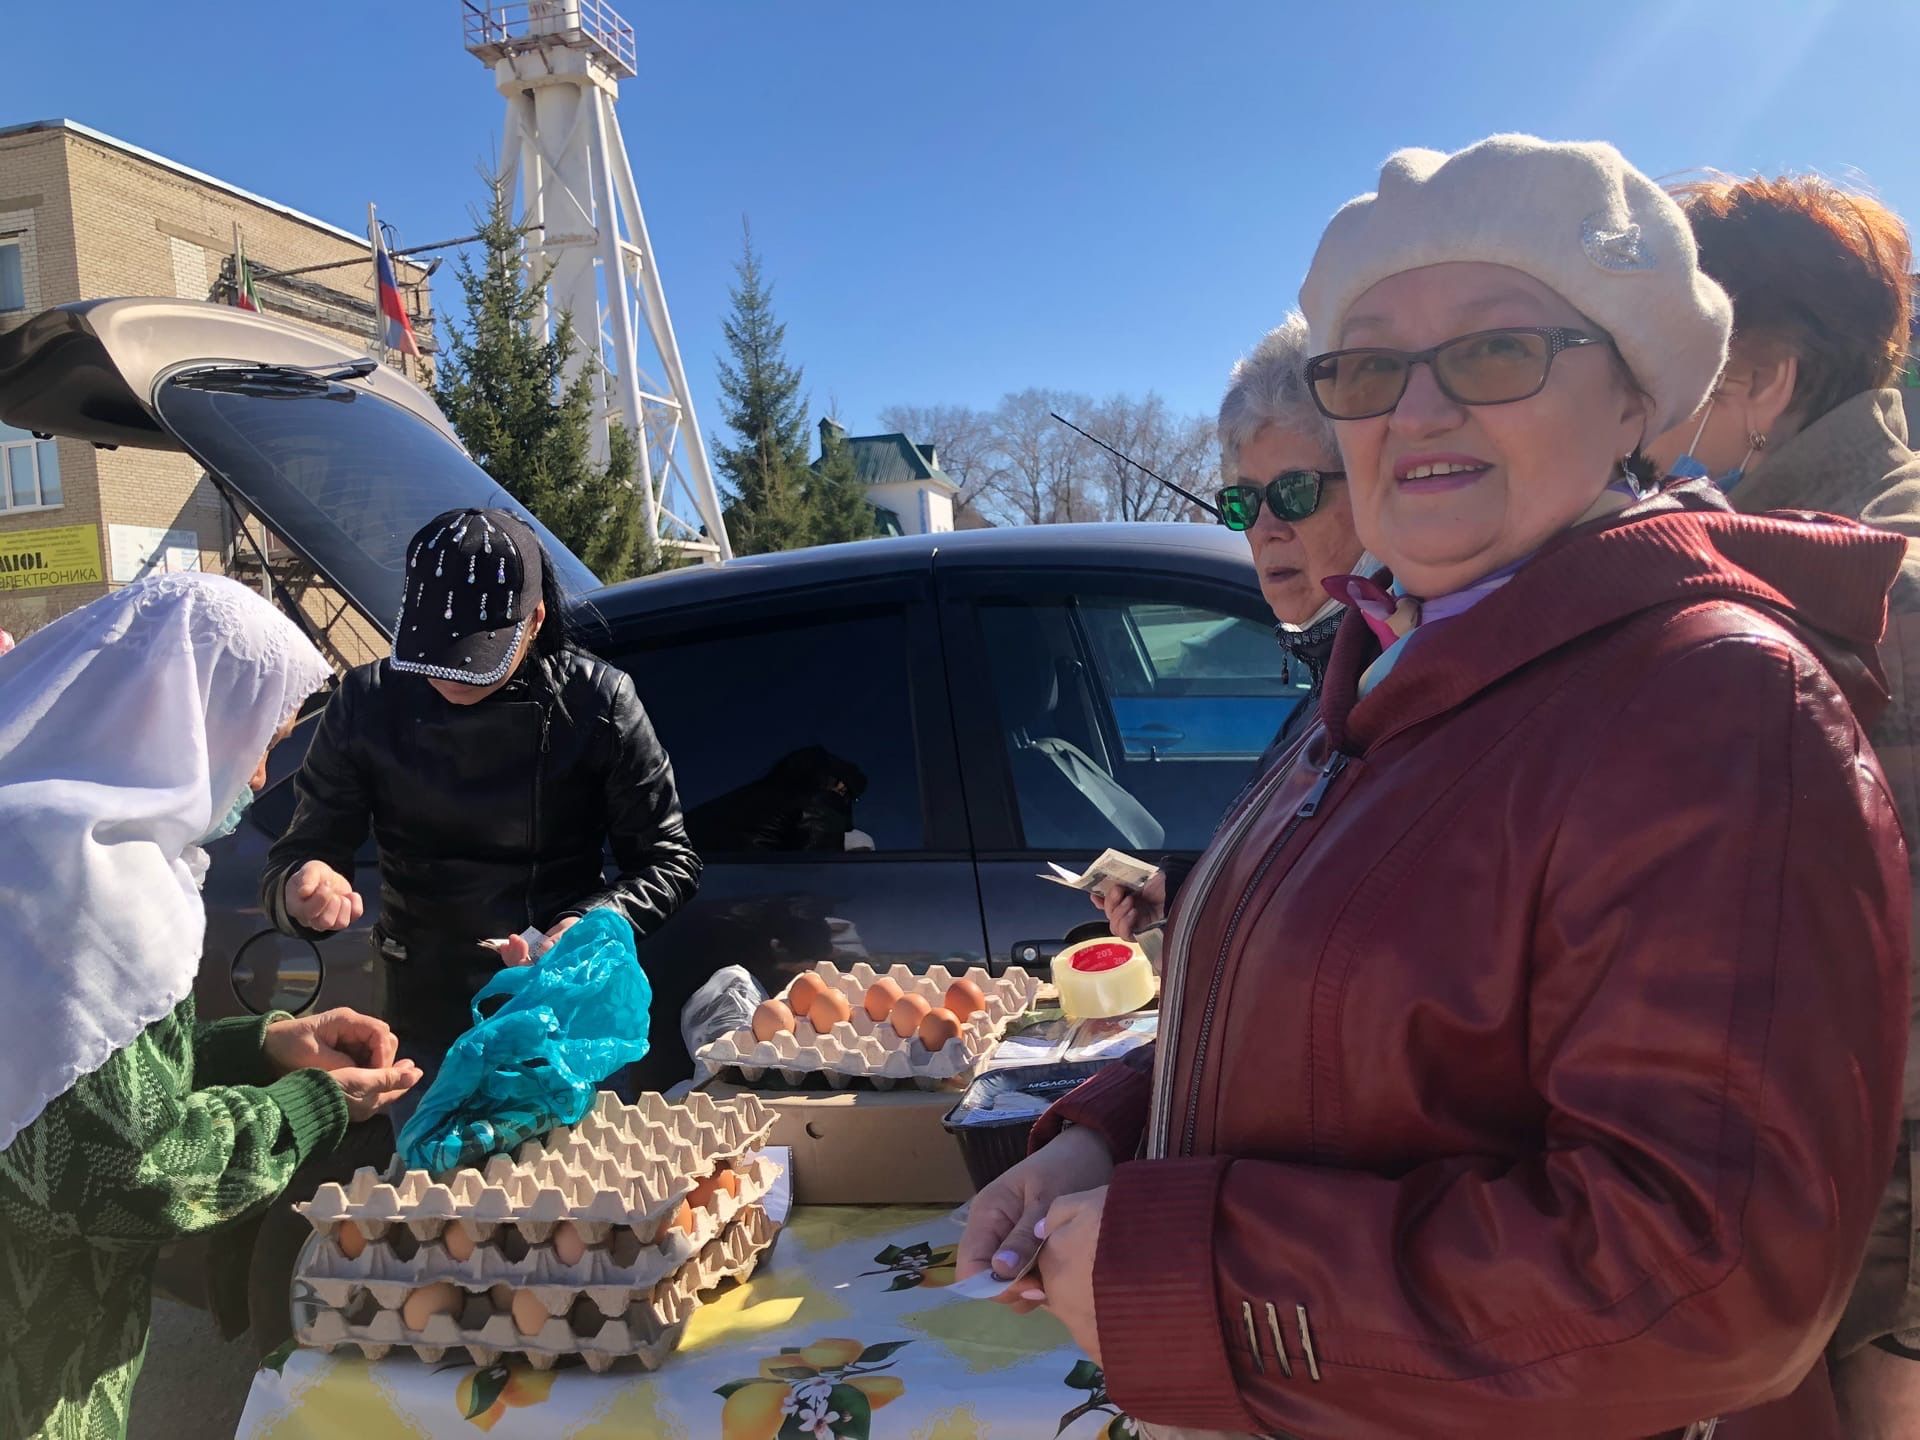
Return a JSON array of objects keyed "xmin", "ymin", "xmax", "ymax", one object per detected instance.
[{"xmin": 813, "ymin": 428, "xmax": 960, "ymax": 495}]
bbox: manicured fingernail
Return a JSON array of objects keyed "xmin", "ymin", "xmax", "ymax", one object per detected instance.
[
  {"xmin": 1020, "ymin": 1288, "xmax": 1046, "ymax": 1302},
  {"xmin": 1033, "ymin": 1218, "xmax": 1049, "ymax": 1240},
  {"xmin": 992, "ymin": 1249, "xmax": 1020, "ymax": 1274}
]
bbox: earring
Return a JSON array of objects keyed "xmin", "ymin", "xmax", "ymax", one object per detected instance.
[
  {"xmin": 1617, "ymin": 452, "xmax": 1645, "ymax": 496},
  {"xmin": 1739, "ymin": 431, "xmax": 1768, "ymax": 473}
]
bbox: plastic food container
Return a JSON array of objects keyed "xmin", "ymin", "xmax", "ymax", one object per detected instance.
[{"xmin": 941, "ymin": 1061, "xmax": 1113, "ymax": 1192}]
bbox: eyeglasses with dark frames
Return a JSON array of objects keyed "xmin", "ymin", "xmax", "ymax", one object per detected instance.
[{"xmin": 1304, "ymin": 327, "xmax": 1607, "ymax": 421}]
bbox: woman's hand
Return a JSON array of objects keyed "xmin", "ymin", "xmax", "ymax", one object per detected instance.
[
  {"xmin": 957, "ymin": 1127, "xmax": 1114, "ymax": 1283},
  {"xmin": 266, "ymin": 1008, "xmax": 420, "ymax": 1120},
  {"xmin": 1091, "ymin": 871, "xmax": 1166, "ymax": 943},
  {"xmin": 264, "ymin": 1007, "xmax": 398, "ymax": 1075},
  {"xmin": 1031, "ymin": 1187, "xmax": 1106, "ymax": 1364},
  {"xmin": 322, "ymin": 1061, "xmax": 424, "ymax": 1122}
]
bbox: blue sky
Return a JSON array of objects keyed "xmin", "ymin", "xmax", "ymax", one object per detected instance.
[{"xmin": 7, "ymin": 1, "xmax": 1916, "ymax": 438}]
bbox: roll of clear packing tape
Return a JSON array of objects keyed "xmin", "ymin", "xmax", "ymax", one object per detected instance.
[{"xmin": 1054, "ymin": 938, "xmax": 1156, "ymax": 1019}]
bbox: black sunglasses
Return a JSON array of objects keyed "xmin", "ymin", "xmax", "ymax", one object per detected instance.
[
  {"xmin": 1216, "ymin": 469, "xmax": 1342, "ymax": 531},
  {"xmin": 1304, "ymin": 326, "xmax": 1606, "ymax": 421}
]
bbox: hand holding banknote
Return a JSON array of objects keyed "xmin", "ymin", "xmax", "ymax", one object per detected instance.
[
  {"xmin": 1091, "ymin": 869, "xmax": 1165, "ymax": 942},
  {"xmin": 1040, "ymin": 850, "xmax": 1164, "ymax": 942}
]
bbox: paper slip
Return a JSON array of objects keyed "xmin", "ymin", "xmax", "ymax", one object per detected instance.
[
  {"xmin": 947, "ymin": 1237, "xmax": 1049, "ymax": 1301},
  {"xmin": 1040, "ymin": 849, "xmax": 1157, "ymax": 898},
  {"xmin": 760, "ymin": 1146, "xmax": 794, "ymax": 1224}
]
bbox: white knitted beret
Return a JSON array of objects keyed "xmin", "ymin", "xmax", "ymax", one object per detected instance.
[{"xmin": 1299, "ymin": 134, "xmax": 1732, "ymax": 437}]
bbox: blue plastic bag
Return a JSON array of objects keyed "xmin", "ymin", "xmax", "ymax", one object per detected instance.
[{"xmin": 396, "ymin": 909, "xmax": 651, "ymax": 1172}]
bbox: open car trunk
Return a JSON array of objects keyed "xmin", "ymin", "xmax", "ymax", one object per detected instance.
[{"xmin": 0, "ymin": 298, "xmax": 597, "ymax": 646}]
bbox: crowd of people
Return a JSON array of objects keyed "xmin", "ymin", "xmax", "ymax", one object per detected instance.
[{"xmin": 2, "ymin": 132, "xmax": 1919, "ymax": 1440}]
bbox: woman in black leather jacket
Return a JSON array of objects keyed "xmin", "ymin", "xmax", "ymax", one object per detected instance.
[{"xmin": 261, "ymin": 508, "xmax": 701, "ymax": 1098}]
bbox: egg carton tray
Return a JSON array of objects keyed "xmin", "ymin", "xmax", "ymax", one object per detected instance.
[
  {"xmin": 294, "ymin": 1205, "xmax": 781, "ymax": 1373},
  {"xmin": 295, "ymin": 1150, "xmax": 782, "ymax": 1298},
  {"xmin": 695, "ymin": 961, "xmax": 1042, "ymax": 1090},
  {"xmin": 295, "ymin": 1090, "xmax": 775, "ymax": 1244}
]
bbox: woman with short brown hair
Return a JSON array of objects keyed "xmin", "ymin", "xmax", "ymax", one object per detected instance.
[{"xmin": 1650, "ymin": 173, "xmax": 1920, "ymax": 1440}]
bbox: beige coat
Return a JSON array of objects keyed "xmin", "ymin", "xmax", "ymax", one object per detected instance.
[{"xmin": 1733, "ymin": 388, "xmax": 1920, "ymax": 1118}]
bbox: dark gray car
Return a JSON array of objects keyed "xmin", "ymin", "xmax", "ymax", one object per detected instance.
[{"xmin": 1, "ymin": 299, "xmax": 1306, "ymax": 1336}]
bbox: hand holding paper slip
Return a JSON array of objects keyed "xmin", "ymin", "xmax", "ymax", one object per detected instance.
[{"xmin": 1040, "ymin": 848, "xmax": 1158, "ymax": 899}]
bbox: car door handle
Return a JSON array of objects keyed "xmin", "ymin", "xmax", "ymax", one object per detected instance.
[{"xmin": 1007, "ymin": 938, "xmax": 1065, "ymax": 973}]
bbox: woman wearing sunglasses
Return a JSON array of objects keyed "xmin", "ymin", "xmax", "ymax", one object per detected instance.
[
  {"xmin": 1096, "ymin": 316, "xmax": 1370, "ymax": 946},
  {"xmin": 960, "ymin": 135, "xmax": 1909, "ymax": 1440}
]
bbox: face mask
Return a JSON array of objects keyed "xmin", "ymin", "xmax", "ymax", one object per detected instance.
[
  {"xmin": 1666, "ymin": 400, "xmax": 1751, "ymax": 492},
  {"xmin": 197, "ymin": 785, "xmax": 256, "ymax": 846}
]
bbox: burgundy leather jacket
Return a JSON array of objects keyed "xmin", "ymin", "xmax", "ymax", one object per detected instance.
[{"xmin": 1037, "ymin": 498, "xmax": 1911, "ymax": 1439}]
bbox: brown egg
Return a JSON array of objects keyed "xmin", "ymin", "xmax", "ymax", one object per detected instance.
[
  {"xmin": 889, "ymin": 993, "xmax": 932, "ymax": 1040},
  {"xmin": 807, "ymin": 988, "xmax": 853, "ymax": 1032},
  {"xmin": 669, "ymin": 1200, "xmax": 698, "ymax": 1237},
  {"xmin": 863, "ymin": 977, "xmax": 904, "ymax": 1022},
  {"xmin": 335, "ymin": 1223, "xmax": 367, "ymax": 1260},
  {"xmin": 712, "ymin": 1167, "xmax": 743, "ymax": 1199},
  {"xmin": 751, "ymin": 998, "xmax": 795, "ymax": 1043},
  {"xmin": 511, "ymin": 1288, "xmax": 550, "ymax": 1336},
  {"xmin": 489, "ymin": 1282, "xmax": 515, "ymax": 1311},
  {"xmin": 944, "ymin": 978, "xmax": 987, "ymax": 1021},
  {"xmin": 441, "ymin": 1221, "xmax": 476, "ymax": 1262},
  {"xmin": 400, "ymin": 1281, "xmax": 462, "ymax": 1332},
  {"xmin": 918, "ymin": 1007, "xmax": 963, "ymax": 1051},
  {"xmin": 688, "ymin": 1171, "xmax": 719, "ymax": 1208},
  {"xmin": 552, "ymin": 1220, "xmax": 587, "ymax": 1267},
  {"xmin": 786, "ymin": 973, "xmax": 829, "ymax": 1015}
]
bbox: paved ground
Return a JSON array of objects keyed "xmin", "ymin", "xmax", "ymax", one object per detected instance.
[{"xmin": 130, "ymin": 1301, "xmax": 258, "ymax": 1440}]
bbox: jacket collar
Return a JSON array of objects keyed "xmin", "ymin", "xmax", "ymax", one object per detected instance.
[
  {"xmin": 1275, "ymin": 609, "xmax": 1342, "ymax": 687},
  {"xmin": 1322, "ymin": 492, "xmax": 1903, "ymax": 755},
  {"xmin": 1729, "ymin": 388, "xmax": 1912, "ymax": 522}
]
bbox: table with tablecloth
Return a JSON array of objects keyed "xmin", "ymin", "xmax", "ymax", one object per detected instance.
[{"xmin": 235, "ymin": 1202, "xmax": 1140, "ymax": 1440}]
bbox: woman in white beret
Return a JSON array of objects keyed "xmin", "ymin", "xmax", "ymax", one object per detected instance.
[{"xmin": 961, "ymin": 134, "xmax": 1911, "ymax": 1440}]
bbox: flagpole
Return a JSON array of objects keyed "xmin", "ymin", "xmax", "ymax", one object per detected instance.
[
  {"xmin": 229, "ymin": 218, "xmax": 271, "ymax": 600},
  {"xmin": 368, "ymin": 202, "xmax": 388, "ymax": 360}
]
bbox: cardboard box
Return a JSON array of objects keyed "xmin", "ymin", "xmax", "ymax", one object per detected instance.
[{"xmin": 700, "ymin": 1079, "xmax": 975, "ymax": 1206}]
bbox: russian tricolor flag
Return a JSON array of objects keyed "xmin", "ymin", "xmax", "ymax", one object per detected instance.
[{"xmin": 374, "ymin": 235, "xmax": 421, "ymax": 357}]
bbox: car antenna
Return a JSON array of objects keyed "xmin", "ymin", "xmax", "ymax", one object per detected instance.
[{"xmin": 1049, "ymin": 411, "xmax": 1221, "ymax": 520}]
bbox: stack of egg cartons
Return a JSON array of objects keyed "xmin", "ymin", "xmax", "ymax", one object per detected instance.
[
  {"xmin": 290, "ymin": 1091, "xmax": 781, "ymax": 1372},
  {"xmin": 696, "ymin": 961, "xmax": 1041, "ymax": 1090}
]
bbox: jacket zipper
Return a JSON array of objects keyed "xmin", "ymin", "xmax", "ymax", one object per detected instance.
[
  {"xmin": 525, "ymin": 706, "xmax": 550, "ymax": 929},
  {"xmin": 1177, "ymin": 749, "xmax": 1348, "ymax": 1155},
  {"xmin": 1146, "ymin": 730, "xmax": 1317, "ymax": 1158}
]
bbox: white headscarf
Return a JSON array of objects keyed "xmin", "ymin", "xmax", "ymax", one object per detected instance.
[{"xmin": 0, "ymin": 573, "xmax": 332, "ymax": 1149}]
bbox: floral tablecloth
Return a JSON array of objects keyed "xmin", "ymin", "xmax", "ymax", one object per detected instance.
[{"xmin": 235, "ymin": 1203, "xmax": 1137, "ymax": 1440}]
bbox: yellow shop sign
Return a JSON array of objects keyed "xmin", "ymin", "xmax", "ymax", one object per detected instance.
[{"xmin": 0, "ymin": 524, "xmax": 105, "ymax": 591}]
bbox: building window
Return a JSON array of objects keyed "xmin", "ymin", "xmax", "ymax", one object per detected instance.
[
  {"xmin": 0, "ymin": 422, "xmax": 61, "ymax": 511},
  {"xmin": 0, "ymin": 242, "xmax": 23, "ymax": 313}
]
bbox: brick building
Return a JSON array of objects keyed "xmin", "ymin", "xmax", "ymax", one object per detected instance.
[{"xmin": 0, "ymin": 118, "xmax": 434, "ymax": 649}]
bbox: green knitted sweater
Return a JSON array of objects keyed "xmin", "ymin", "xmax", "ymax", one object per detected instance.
[{"xmin": 0, "ymin": 997, "xmax": 347, "ymax": 1440}]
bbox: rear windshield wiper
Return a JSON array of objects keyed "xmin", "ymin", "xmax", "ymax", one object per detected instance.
[{"xmin": 170, "ymin": 357, "xmax": 379, "ymax": 398}]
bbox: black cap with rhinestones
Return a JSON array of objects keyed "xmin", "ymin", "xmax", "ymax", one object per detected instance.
[{"xmin": 390, "ymin": 508, "xmax": 544, "ymax": 686}]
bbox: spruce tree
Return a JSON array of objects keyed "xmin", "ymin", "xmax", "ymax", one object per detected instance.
[
  {"xmin": 712, "ymin": 221, "xmax": 814, "ymax": 554},
  {"xmin": 435, "ymin": 178, "xmax": 648, "ymax": 582},
  {"xmin": 806, "ymin": 423, "xmax": 881, "ymax": 546}
]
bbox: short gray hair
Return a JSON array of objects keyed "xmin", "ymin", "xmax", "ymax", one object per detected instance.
[{"xmin": 1217, "ymin": 313, "xmax": 1339, "ymax": 483}]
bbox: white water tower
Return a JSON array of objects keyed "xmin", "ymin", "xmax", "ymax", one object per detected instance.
[{"xmin": 464, "ymin": 0, "xmax": 732, "ymax": 562}]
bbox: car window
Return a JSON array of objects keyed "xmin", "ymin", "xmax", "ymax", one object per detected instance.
[
  {"xmin": 612, "ymin": 609, "xmax": 923, "ymax": 855},
  {"xmin": 976, "ymin": 595, "xmax": 1302, "ymax": 853},
  {"xmin": 1079, "ymin": 601, "xmax": 1300, "ymax": 760},
  {"xmin": 153, "ymin": 380, "xmax": 599, "ymax": 624}
]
